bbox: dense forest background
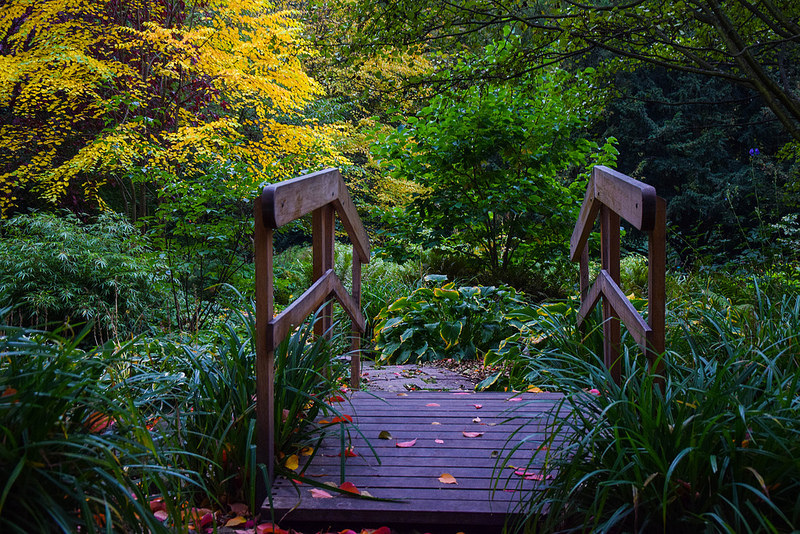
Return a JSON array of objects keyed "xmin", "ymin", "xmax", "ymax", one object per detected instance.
[
  {"xmin": 1, "ymin": 0, "xmax": 798, "ymax": 336},
  {"xmin": 2, "ymin": 2, "xmax": 800, "ymax": 533}
]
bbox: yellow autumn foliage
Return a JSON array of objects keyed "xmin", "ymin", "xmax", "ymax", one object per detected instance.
[{"xmin": 0, "ymin": 0, "xmax": 340, "ymax": 215}]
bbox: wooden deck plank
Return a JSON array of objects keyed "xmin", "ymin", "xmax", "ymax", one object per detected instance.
[{"xmin": 264, "ymin": 391, "xmax": 561, "ymax": 529}]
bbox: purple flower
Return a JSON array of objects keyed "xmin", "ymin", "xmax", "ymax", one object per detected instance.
[{"xmin": 749, "ymin": 148, "xmax": 760, "ymax": 156}]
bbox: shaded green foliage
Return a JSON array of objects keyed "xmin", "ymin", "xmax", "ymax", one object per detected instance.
[
  {"xmin": 0, "ymin": 211, "xmax": 165, "ymax": 341},
  {"xmin": 602, "ymin": 68, "xmax": 798, "ymax": 264},
  {"xmin": 373, "ymin": 278, "xmax": 528, "ymax": 363}
]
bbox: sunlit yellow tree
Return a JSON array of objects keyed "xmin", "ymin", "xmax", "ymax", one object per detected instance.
[{"xmin": 0, "ymin": 0, "xmax": 338, "ymax": 217}]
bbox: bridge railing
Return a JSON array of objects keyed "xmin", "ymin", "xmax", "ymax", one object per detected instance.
[
  {"xmin": 570, "ymin": 166, "xmax": 666, "ymax": 384},
  {"xmin": 254, "ymin": 168, "xmax": 369, "ymax": 480}
]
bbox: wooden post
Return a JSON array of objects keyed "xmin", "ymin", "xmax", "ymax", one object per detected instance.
[
  {"xmin": 647, "ymin": 197, "xmax": 667, "ymax": 374},
  {"xmin": 312, "ymin": 205, "xmax": 335, "ymax": 339},
  {"xmin": 600, "ymin": 205, "xmax": 621, "ymax": 385},
  {"xmin": 350, "ymin": 248, "xmax": 362, "ymax": 389},
  {"xmin": 254, "ymin": 198, "xmax": 275, "ymax": 488}
]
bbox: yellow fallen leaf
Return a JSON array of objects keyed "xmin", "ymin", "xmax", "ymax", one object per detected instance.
[
  {"xmin": 285, "ymin": 454, "xmax": 299, "ymax": 471},
  {"xmin": 300, "ymin": 446, "xmax": 314, "ymax": 456},
  {"xmin": 224, "ymin": 516, "xmax": 247, "ymax": 527},
  {"xmin": 527, "ymin": 385, "xmax": 543, "ymax": 393},
  {"xmin": 438, "ymin": 473, "xmax": 458, "ymax": 484}
]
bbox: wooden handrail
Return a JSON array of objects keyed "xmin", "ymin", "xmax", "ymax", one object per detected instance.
[
  {"xmin": 254, "ymin": 168, "xmax": 370, "ymax": 483},
  {"xmin": 570, "ymin": 166, "xmax": 665, "ymax": 384}
]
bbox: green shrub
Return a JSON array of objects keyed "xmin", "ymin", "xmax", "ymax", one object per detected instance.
[
  {"xmin": 0, "ymin": 325, "xmax": 188, "ymax": 534},
  {"xmin": 373, "ymin": 278, "xmax": 527, "ymax": 363},
  {"xmin": 0, "ymin": 211, "xmax": 165, "ymax": 342}
]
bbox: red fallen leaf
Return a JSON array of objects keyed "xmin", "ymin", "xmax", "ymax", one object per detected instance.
[
  {"xmin": 154, "ymin": 510, "xmax": 169, "ymax": 521},
  {"xmin": 425, "ymin": 403, "xmax": 440, "ymax": 407},
  {"xmin": 310, "ymin": 488, "xmax": 333, "ymax": 498},
  {"xmin": 462, "ymin": 431, "xmax": 484, "ymax": 438},
  {"xmin": 86, "ymin": 412, "xmax": 114, "ymax": 433},
  {"xmin": 473, "ymin": 404, "xmax": 483, "ymax": 409},
  {"xmin": 149, "ymin": 497, "xmax": 165, "ymax": 513},
  {"xmin": 327, "ymin": 395, "xmax": 346, "ymax": 403},
  {"xmin": 514, "ymin": 469, "xmax": 554, "ymax": 481},
  {"xmin": 370, "ymin": 527, "xmax": 392, "ymax": 534},
  {"xmin": 145, "ymin": 416, "xmax": 163, "ymax": 431},
  {"xmin": 338, "ymin": 447, "xmax": 357, "ymax": 457},
  {"xmin": 435, "ymin": 439, "xmax": 444, "ymax": 444},
  {"xmin": 340, "ymin": 530, "xmax": 359, "ymax": 534},
  {"xmin": 339, "ymin": 481, "xmax": 360, "ymax": 494},
  {"xmin": 330, "ymin": 414, "xmax": 353, "ymax": 424},
  {"xmin": 257, "ymin": 523, "xmax": 290, "ymax": 534},
  {"xmin": 291, "ymin": 479, "xmax": 303, "ymax": 485},
  {"xmin": 2, "ymin": 387, "xmax": 17, "ymax": 397},
  {"xmin": 396, "ymin": 438, "xmax": 417, "ymax": 448}
]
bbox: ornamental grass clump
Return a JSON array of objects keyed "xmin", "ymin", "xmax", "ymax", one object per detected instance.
[{"xmin": 506, "ymin": 290, "xmax": 800, "ymax": 533}]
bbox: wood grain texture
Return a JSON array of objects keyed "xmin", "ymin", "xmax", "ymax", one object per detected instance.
[{"xmin": 265, "ymin": 391, "xmax": 562, "ymax": 528}]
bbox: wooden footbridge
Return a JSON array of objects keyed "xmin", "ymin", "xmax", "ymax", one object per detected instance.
[{"xmin": 253, "ymin": 168, "xmax": 665, "ymax": 531}]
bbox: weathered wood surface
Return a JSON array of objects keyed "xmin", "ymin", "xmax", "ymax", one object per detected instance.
[
  {"xmin": 255, "ymin": 169, "xmax": 371, "ymax": 487},
  {"xmin": 570, "ymin": 166, "xmax": 666, "ymax": 383},
  {"xmin": 265, "ymin": 391, "xmax": 563, "ymax": 528}
]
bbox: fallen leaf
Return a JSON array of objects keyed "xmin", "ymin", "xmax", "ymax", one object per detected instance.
[
  {"xmin": 300, "ymin": 446, "xmax": 314, "ymax": 456},
  {"xmin": 396, "ymin": 438, "xmax": 417, "ymax": 448},
  {"xmin": 396, "ymin": 392, "xmax": 407, "ymax": 396},
  {"xmin": 588, "ymin": 388, "xmax": 601, "ymax": 396},
  {"xmin": 154, "ymin": 510, "xmax": 168, "ymax": 521},
  {"xmin": 225, "ymin": 517, "xmax": 248, "ymax": 527},
  {"xmin": 438, "ymin": 473, "xmax": 458, "ymax": 484},
  {"xmin": 527, "ymin": 385, "xmax": 544, "ymax": 393},
  {"xmin": 86, "ymin": 412, "xmax": 114, "ymax": 433},
  {"xmin": 339, "ymin": 481, "xmax": 360, "ymax": 495},
  {"xmin": 490, "ymin": 450, "xmax": 499, "ymax": 458},
  {"xmin": 472, "ymin": 417, "xmax": 481, "ymax": 423},
  {"xmin": 462, "ymin": 431, "xmax": 484, "ymax": 438},
  {"xmin": 340, "ymin": 530, "xmax": 359, "ymax": 534},
  {"xmin": 435, "ymin": 439, "xmax": 444, "ymax": 444},
  {"xmin": 378, "ymin": 430, "xmax": 392, "ymax": 440},
  {"xmin": 370, "ymin": 527, "xmax": 392, "ymax": 534},
  {"xmin": 338, "ymin": 447, "xmax": 357, "ymax": 457},
  {"xmin": 257, "ymin": 523, "xmax": 289, "ymax": 534},
  {"xmin": 285, "ymin": 454, "xmax": 299, "ymax": 471},
  {"xmin": 506, "ymin": 397, "xmax": 522, "ymax": 402},
  {"xmin": 514, "ymin": 469, "xmax": 554, "ymax": 481},
  {"xmin": 229, "ymin": 502, "xmax": 249, "ymax": 515},
  {"xmin": 360, "ymin": 490, "xmax": 374, "ymax": 498},
  {"xmin": 425, "ymin": 403, "xmax": 440, "ymax": 407},
  {"xmin": 330, "ymin": 415, "xmax": 353, "ymax": 423},
  {"xmin": 149, "ymin": 497, "xmax": 165, "ymax": 513},
  {"xmin": 291, "ymin": 479, "xmax": 303, "ymax": 485},
  {"xmin": 431, "ymin": 421, "xmax": 441, "ymax": 425},
  {"xmin": 473, "ymin": 404, "xmax": 483, "ymax": 409},
  {"xmin": 328, "ymin": 395, "xmax": 346, "ymax": 403},
  {"xmin": 452, "ymin": 392, "xmax": 471, "ymax": 395},
  {"xmin": 310, "ymin": 488, "xmax": 333, "ymax": 498}
]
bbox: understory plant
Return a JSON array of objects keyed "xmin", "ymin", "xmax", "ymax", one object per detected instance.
[
  {"xmin": 499, "ymin": 289, "xmax": 800, "ymax": 533},
  {"xmin": 0, "ymin": 324, "xmax": 187, "ymax": 534},
  {"xmin": 0, "ymin": 300, "xmax": 355, "ymax": 532},
  {"xmin": 373, "ymin": 278, "xmax": 527, "ymax": 363},
  {"xmin": 0, "ymin": 211, "xmax": 165, "ymax": 342}
]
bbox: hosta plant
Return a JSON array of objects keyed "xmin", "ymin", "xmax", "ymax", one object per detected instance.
[{"xmin": 373, "ymin": 278, "xmax": 527, "ymax": 363}]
